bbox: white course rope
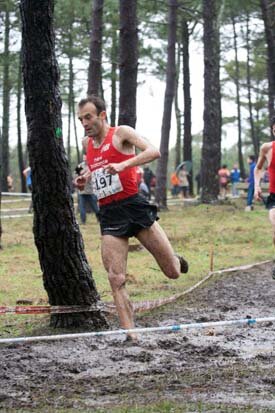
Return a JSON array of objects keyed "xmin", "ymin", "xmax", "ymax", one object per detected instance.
[{"xmin": 0, "ymin": 316, "xmax": 274, "ymax": 345}]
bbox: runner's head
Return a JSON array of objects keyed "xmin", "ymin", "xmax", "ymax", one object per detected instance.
[{"xmin": 77, "ymin": 95, "xmax": 107, "ymax": 137}]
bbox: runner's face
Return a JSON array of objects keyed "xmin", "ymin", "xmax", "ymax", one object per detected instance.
[
  {"xmin": 78, "ymin": 102, "xmax": 104, "ymax": 137},
  {"xmin": 272, "ymin": 124, "xmax": 275, "ymax": 137}
]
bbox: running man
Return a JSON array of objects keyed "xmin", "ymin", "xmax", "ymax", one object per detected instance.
[
  {"xmin": 75, "ymin": 95, "xmax": 188, "ymax": 340},
  {"xmin": 254, "ymin": 116, "xmax": 275, "ymax": 279}
]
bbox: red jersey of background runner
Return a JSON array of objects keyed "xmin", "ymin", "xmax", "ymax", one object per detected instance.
[
  {"xmin": 86, "ymin": 126, "xmax": 138, "ymax": 206},
  {"xmin": 268, "ymin": 141, "xmax": 275, "ymax": 193}
]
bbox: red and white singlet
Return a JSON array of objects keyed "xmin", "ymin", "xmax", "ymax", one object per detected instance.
[{"xmin": 86, "ymin": 127, "xmax": 138, "ymax": 206}]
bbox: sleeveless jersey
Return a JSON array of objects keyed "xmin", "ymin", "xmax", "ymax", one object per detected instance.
[
  {"xmin": 268, "ymin": 141, "xmax": 275, "ymax": 193},
  {"xmin": 86, "ymin": 126, "xmax": 138, "ymax": 206}
]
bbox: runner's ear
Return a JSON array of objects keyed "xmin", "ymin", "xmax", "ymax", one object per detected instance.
[{"xmin": 99, "ymin": 111, "xmax": 107, "ymax": 120}]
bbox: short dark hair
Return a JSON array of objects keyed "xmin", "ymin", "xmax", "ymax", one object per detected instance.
[
  {"xmin": 78, "ymin": 95, "xmax": 106, "ymax": 115},
  {"xmin": 248, "ymin": 155, "xmax": 256, "ymax": 162},
  {"xmin": 271, "ymin": 115, "xmax": 275, "ymax": 128},
  {"xmin": 222, "ymin": 164, "xmax": 227, "ymax": 168}
]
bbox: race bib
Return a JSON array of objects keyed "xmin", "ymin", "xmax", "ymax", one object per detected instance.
[{"xmin": 91, "ymin": 168, "xmax": 123, "ymax": 199}]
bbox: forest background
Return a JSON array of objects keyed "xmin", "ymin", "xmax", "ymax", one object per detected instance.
[{"xmin": 0, "ymin": 0, "xmax": 274, "ymax": 200}]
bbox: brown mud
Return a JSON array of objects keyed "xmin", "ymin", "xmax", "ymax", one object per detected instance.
[{"xmin": 0, "ymin": 262, "xmax": 275, "ymax": 412}]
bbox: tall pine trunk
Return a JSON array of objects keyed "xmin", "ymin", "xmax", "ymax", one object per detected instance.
[
  {"xmin": 182, "ymin": 19, "xmax": 193, "ymax": 195},
  {"xmin": 246, "ymin": 13, "xmax": 258, "ymax": 156},
  {"xmin": 118, "ymin": 0, "xmax": 138, "ymax": 127},
  {"xmin": 1, "ymin": 8, "xmax": 11, "ymax": 192},
  {"xmin": 174, "ymin": 43, "xmax": 182, "ymax": 169},
  {"xmin": 260, "ymin": 0, "xmax": 275, "ymax": 133},
  {"xmin": 111, "ymin": 27, "xmax": 118, "ymax": 126},
  {"xmin": 17, "ymin": 48, "xmax": 27, "ymax": 193},
  {"xmin": 201, "ymin": 0, "xmax": 221, "ymax": 203},
  {"xmin": 20, "ymin": 0, "xmax": 108, "ymax": 330},
  {"xmin": 155, "ymin": 0, "xmax": 178, "ymax": 208},
  {"xmin": 232, "ymin": 15, "xmax": 245, "ymax": 179},
  {"xmin": 88, "ymin": 0, "xmax": 104, "ymax": 96}
]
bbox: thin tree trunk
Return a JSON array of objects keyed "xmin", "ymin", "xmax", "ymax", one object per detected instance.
[
  {"xmin": 88, "ymin": 0, "xmax": 104, "ymax": 96},
  {"xmin": 17, "ymin": 49, "xmax": 27, "ymax": 193},
  {"xmin": 1, "ymin": 8, "xmax": 11, "ymax": 192},
  {"xmin": 260, "ymin": 0, "xmax": 275, "ymax": 134},
  {"xmin": 246, "ymin": 13, "xmax": 258, "ymax": 156},
  {"xmin": 20, "ymin": 0, "xmax": 108, "ymax": 330},
  {"xmin": 232, "ymin": 15, "xmax": 245, "ymax": 179},
  {"xmin": 72, "ymin": 87, "xmax": 80, "ymax": 163},
  {"xmin": 201, "ymin": 0, "xmax": 221, "ymax": 203},
  {"xmin": 174, "ymin": 43, "xmax": 181, "ymax": 169},
  {"xmin": 182, "ymin": 18, "xmax": 193, "ymax": 195},
  {"xmin": 155, "ymin": 0, "xmax": 178, "ymax": 208},
  {"xmin": 111, "ymin": 27, "xmax": 118, "ymax": 126},
  {"xmin": 118, "ymin": 0, "xmax": 138, "ymax": 127}
]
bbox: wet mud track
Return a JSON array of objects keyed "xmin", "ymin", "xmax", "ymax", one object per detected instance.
[{"xmin": 1, "ymin": 262, "xmax": 275, "ymax": 411}]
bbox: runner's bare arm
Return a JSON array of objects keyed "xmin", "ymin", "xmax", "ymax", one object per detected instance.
[
  {"xmin": 254, "ymin": 143, "xmax": 269, "ymax": 200},
  {"xmin": 104, "ymin": 125, "xmax": 160, "ymax": 175}
]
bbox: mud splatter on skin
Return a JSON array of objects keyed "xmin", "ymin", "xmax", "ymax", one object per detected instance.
[{"xmin": 0, "ymin": 262, "xmax": 275, "ymax": 411}]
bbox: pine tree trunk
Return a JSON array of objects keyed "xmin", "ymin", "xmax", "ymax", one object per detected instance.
[
  {"xmin": 118, "ymin": 0, "xmax": 138, "ymax": 127},
  {"xmin": 182, "ymin": 19, "xmax": 193, "ymax": 195},
  {"xmin": 1, "ymin": 8, "xmax": 11, "ymax": 192},
  {"xmin": 260, "ymin": 0, "xmax": 275, "ymax": 134},
  {"xmin": 174, "ymin": 43, "xmax": 181, "ymax": 170},
  {"xmin": 88, "ymin": 0, "xmax": 104, "ymax": 96},
  {"xmin": 232, "ymin": 15, "xmax": 245, "ymax": 179},
  {"xmin": 111, "ymin": 28, "xmax": 118, "ymax": 126},
  {"xmin": 155, "ymin": 0, "xmax": 178, "ymax": 208},
  {"xmin": 201, "ymin": 0, "xmax": 221, "ymax": 203},
  {"xmin": 17, "ymin": 49, "xmax": 27, "ymax": 193},
  {"xmin": 20, "ymin": 0, "xmax": 108, "ymax": 330},
  {"xmin": 246, "ymin": 13, "xmax": 258, "ymax": 156}
]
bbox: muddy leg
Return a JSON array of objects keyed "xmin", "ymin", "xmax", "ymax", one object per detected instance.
[{"xmin": 101, "ymin": 235, "xmax": 137, "ymax": 340}]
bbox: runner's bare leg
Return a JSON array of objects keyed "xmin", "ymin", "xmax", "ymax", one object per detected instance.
[
  {"xmin": 136, "ymin": 221, "xmax": 182, "ymax": 279},
  {"xmin": 101, "ymin": 235, "xmax": 137, "ymax": 340}
]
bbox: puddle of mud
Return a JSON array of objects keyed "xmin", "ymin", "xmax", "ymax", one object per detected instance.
[{"xmin": 0, "ymin": 262, "xmax": 275, "ymax": 411}]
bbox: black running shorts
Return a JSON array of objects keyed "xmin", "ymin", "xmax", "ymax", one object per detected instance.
[
  {"xmin": 265, "ymin": 193, "xmax": 275, "ymax": 210},
  {"xmin": 98, "ymin": 194, "xmax": 159, "ymax": 237}
]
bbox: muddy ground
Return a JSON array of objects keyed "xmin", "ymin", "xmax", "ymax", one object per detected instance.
[{"xmin": 0, "ymin": 262, "xmax": 275, "ymax": 412}]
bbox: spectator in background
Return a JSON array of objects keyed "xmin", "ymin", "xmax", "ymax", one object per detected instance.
[
  {"xmin": 195, "ymin": 170, "xmax": 201, "ymax": 195},
  {"xmin": 74, "ymin": 155, "xmax": 99, "ymax": 225},
  {"xmin": 245, "ymin": 155, "xmax": 256, "ymax": 211},
  {"xmin": 170, "ymin": 171, "xmax": 180, "ymax": 197},
  {"xmin": 7, "ymin": 175, "xmax": 14, "ymax": 192},
  {"xmin": 230, "ymin": 164, "xmax": 241, "ymax": 197},
  {"xmin": 218, "ymin": 164, "xmax": 230, "ymax": 198},
  {"xmin": 177, "ymin": 164, "xmax": 189, "ymax": 198},
  {"xmin": 23, "ymin": 166, "xmax": 33, "ymax": 213},
  {"xmin": 143, "ymin": 165, "xmax": 155, "ymax": 200},
  {"xmin": 138, "ymin": 177, "xmax": 150, "ymax": 200}
]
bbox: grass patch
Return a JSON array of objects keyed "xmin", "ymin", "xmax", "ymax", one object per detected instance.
[{"xmin": 0, "ymin": 198, "xmax": 273, "ymax": 337}]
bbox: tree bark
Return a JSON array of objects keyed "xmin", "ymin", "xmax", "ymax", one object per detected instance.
[
  {"xmin": 20, "ymin": 0, "xmax": 108, "ymax": 330},
  {"xmin": 1, "ymin": 7, "xmax": 11, "ymax": 192},
  {"xmin": 246, "ymin": 12, "xmax": 258, "ymax": 156},
  {"xmin": 111, "ymin": 27, "xmax": 118, "ymax": 126},
  {"xmin": 174, "ymin": 43, "xmax": 182, "ymax": 170},
  {"xmin": 232, "ymin": 15, "xmax": 245, "ymax": 179},
  {"xmin": 17, "ymin": 48, "xmax": 27, "ymax": 193},
  {"xmin": 201, "ymin": 0, "xmax": 221, "ymax": 203},
  {"xmin": 155, "ymin": 0, "xmax": 178, "ymax": 208},
  {"xmin": 88, "ymin": 0, "xmax": 104, "ymax": 96},
  {"xmin": 182, "ymin": 19, "xmax": 193, "ymax": 195},
  {"xmin": 260, "ymin": 0, "xmax": 275, "ymax": 135},
  {"xmin": 118, "ymin": 0, "xmax": 138, "ymax": 127}
]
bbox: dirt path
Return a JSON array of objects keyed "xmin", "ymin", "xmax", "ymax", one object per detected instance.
[{"xmin": 1, "ymin": 262, "xmax": 275, "ymax": 412}]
